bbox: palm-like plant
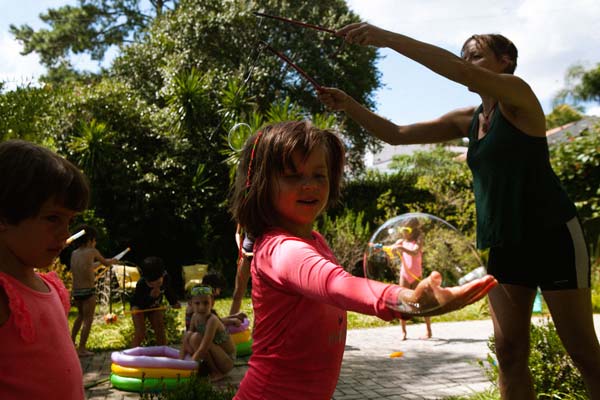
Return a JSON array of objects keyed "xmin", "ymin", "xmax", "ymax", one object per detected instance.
[
  {"xmin": 68, "ymin": 118, "xmax": 114, "ymax": 181},
  {"xmin": 167, "ymin": 68, "xmax": 211, "ymax": 136}
]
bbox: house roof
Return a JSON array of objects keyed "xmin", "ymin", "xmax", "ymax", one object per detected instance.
[{"xmin": 546, "ymin": 116, "xmax": 600, "ymax": 145}]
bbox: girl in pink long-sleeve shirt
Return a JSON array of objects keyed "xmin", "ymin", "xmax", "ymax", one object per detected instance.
[
  {"xmin": 0, "ymin": 140, "xmax": 90, "ymax": 400},
  {"xmin": 228, "ymin": 121, "xmax": 496, "ymax": 400}
]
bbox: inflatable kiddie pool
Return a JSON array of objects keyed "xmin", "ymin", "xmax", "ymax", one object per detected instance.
[
  {"xmin": 110, "ymin": 346, "xmax": 197, "ymax": 392},
  {"xmin": 227, "ymin": 318, "xmax": 253, "ymax": 357}
]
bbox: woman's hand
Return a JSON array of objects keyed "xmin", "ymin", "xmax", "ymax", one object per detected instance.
[
  {"xmin": 318, "ymin": 87, "xmax": 351, "ymax": 112},
  {"xmin": 337, "ymin": 22, "xmax": 391, "ymax": 48},
  {"xmin": 395, "ymin": 271, "xmax": 497, "ymax": 317}
]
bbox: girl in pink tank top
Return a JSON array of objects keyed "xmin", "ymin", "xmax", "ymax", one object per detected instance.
[{"xmin": 0, "ymin": 140, "xmax": 90, "ymax": 400}]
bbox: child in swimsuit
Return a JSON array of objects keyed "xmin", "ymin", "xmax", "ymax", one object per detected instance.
[
  {"xmin": 70, "ymin": 225, "xmax": 118, "ymax": 356},
  {"xmin": 180, "ymin": 285, "xmax": 236, "ymax": 381}
]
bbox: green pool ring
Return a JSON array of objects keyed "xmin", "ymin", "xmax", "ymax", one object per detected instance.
[
  {"xmin": 236, "ymin": 338, "xmax": 253, "ymax": 357},
  {"xmin": 110, "ymin": 373, "xmax": 190, "ymax": 392}
]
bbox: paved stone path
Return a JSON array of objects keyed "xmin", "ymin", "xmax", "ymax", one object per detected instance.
[{"xmin": 81, "ymin": 316, "xmax": 600, "ymax": 399}]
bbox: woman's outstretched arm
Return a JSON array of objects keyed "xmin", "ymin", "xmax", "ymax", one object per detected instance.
[
  {"xmin": 318, "ymin": 86, "xmax": 474, "ymax": 145},
  {"xmin": 338, "ymin": 23, "xmax": 539, "ymax": 111}
]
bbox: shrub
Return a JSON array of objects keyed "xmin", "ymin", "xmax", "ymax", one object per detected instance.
[
  {"xmin": 317, "ymin": 209, "xmax": 371, "ymax": 276},
  {"xmin": 139, "ymin": 376, "xmax": 235, "ymax": 400},
  {"xmin": 334, "ymin": 169, "xmax": 428, "ymax": 226},
  {"xmin": 550, "ymin": 122, "xmax": 600, "ymax": 244}
]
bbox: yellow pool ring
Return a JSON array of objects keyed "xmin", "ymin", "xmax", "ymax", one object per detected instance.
[
  {"xmin": 236, "ymin": 337, "xmax": 253, "ymax": 357},
  {"xmin": 231, "ymin": 329, "xmax": 251, "ymax": 344},
  {"xmin": 111, "ymin": 364, "xmax": 194, "ymax": 379}
]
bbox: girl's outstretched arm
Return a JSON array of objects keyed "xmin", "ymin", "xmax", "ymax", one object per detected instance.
[{"xmin": 261, "ymin": 234, "xmax": 496, "ymax": 319}]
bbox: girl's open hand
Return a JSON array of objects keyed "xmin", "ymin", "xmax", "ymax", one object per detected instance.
[{"xmin": 395, "ymin": 271, "xmax": 497, "ymax": 317}]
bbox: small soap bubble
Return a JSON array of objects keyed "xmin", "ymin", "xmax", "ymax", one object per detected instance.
[{"xmin": 228, "ymin": 123, "xmax": 253, "ymax": 151}]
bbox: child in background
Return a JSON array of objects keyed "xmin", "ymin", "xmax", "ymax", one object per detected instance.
[
  {"xmin": 70, "ymin": 225, "xmax": 118, "ymax": 356},
  {"xmin": 185, "ymin": 272, "xmax": 246, "ymax": 331},
  {"xmin": 392, "ymin": 218, "xmax": 432, "ymax": 340},
  {"xmin": 229, "ymin": 121, "xmax": 496, "ymax": 399},
  {"xmin": 180, "ymin": 285, "xmax": 236, "ymax": 381},
  {"xmin": 130, "ymin": 256, "xmax": 180, "ymax": 347},
  {"xmin": 0, "ymin": 139, "xmax": 89, "ymax": 400},
  {"xmin": 230, "ymin": 224, "xmax": 253, "ymax": 316}
]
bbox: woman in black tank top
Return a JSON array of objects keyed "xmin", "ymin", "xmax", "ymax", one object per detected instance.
[{"xmin": 318, "ymin": 24, "xmax": 600, "ymax": 399}]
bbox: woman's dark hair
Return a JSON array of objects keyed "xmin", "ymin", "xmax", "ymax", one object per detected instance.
[
  {"xmin": 228, "ymin": 120, "xmax": 345, "ymax": 238},
  {"xmin": 202, "ymin": 273, "xmax": 226, "ymax": 293},
  {"xmin": 461, "ymin": 34, "xmax": 518, "ymax": 74},
  {"xmin": 141, "ymin": 256, "xmax": 166, "ymax": 281},
  {"xmin": 0, "ymin": 139, "xmax": 89, "ymax": 224}
]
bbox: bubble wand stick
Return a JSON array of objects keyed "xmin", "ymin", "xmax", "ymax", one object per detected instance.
[
  {"xmin": 123, "ymin": 306, "xmax": 169, "ymax": 315},
  {"xmin": 113, "ymin": 247, "xmax": 131, "ymax": 260},
  {"xmin": 254, "ymin": 13, "xmax": 345, "ymax": 59},
  {"xmin": 65, "ymin": 229, "xmax": 85, "ymax": 245},
  {"xmin": 260, "ymin": 41, "xmax": 322, "ymax": 90},
  {"xmin": 253, "ymin": 12, "xmax": 336, "ymax": 34}
]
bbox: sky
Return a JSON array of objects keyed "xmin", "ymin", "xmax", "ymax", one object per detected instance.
[{"xmin": 1, "ymin": 0, "xmax": 600, "ymax": 123}]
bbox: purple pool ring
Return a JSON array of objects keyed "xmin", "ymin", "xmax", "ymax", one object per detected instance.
[
  {"xmin": 227, "ymin": 318, "xmax": 250, "ymax": 334},
  {"xmin": 111, "ymin": 346, "xmax": 198, "ymax": 370}
]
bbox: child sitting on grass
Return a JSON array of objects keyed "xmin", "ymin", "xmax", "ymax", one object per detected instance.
[
  {"xmin": 185, "ymin": 272, "xmax": 246, "ymax": 331},
  {"xmin": 180, "ymin": 285, "xmax": 236, "ymax": 381}
]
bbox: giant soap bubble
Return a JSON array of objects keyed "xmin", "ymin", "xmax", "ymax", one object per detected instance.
[{"xmin": 364, "ymin": 213, "xmax": 485, "ymax": 312}]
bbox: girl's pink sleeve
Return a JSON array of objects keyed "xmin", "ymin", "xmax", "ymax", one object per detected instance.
[
  {"xmin": 40, "ymin": 272, "xmax": 71, "ymax": 315},
  {"xmin": 264, "ymin": 236, "xmax": 403, "ymax": 320}
]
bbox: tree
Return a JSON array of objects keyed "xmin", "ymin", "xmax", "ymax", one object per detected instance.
[
  {"xmin": 545, "ymin": 104, "xmax": 584, "ymax": 130},
  {"xmin": 113, "ymin": 0, "xmax": 382, "ymax": 169},
  {"xmin": 2, "ymin": 0, "xmax": 385, "ymax": 284},
  {"xmin": 554, "ymin": 62, "xmax": 600, "ymax": 106},
  {"xmin": 9, "ymin": 0, "xmax": 177, "ymax": 72},
  {"xmin": 0, "ymin": 85, "xmax": 54, "ymax": 142},
  {"xmin": 9, "ymin": 0, "xmax": 383, "ymax": 169}
]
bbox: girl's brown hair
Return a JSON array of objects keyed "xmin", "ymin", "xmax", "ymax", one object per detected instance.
[
  {"xmin": 461, "ymin": 34, "xmax": 518, "ymax": 74},
  {"xmin": 229, "ymin": 120, "xmax": 345, "ymax": 238},
  {"xmin": 0, "ymin": 140, "xmax": 89, "ymax": 224}
]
